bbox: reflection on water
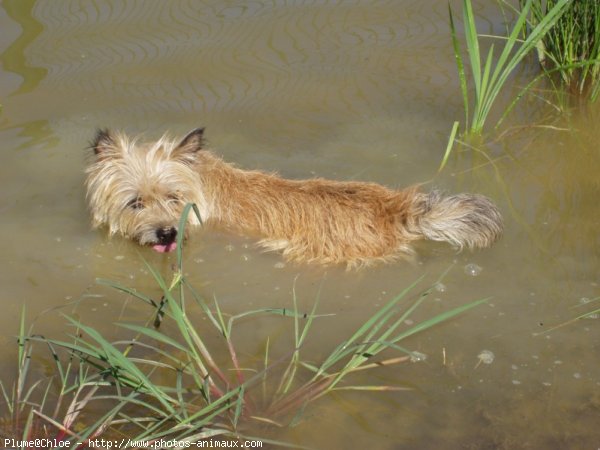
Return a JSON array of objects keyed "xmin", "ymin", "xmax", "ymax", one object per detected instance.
[
  {"xmin": 1, "ymin": 0, "xmax": 46, "ymax": 95},
  {"xmin": 0, "ymin": 0, "xmax": 599, "ymax": 448}
]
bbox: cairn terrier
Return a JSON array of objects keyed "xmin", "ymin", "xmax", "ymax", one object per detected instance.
[{"xmin": 85, "ymin": 128, "xmax": 503, "ymax": 267}]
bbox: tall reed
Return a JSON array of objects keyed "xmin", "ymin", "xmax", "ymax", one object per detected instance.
[{"xmin": 449, "ymin": 0, "xmax": 570, "ymax": 136}]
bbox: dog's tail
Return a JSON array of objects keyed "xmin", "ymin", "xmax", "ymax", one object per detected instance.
[{"xmin": 409, "ymin": 190, "xmax": 503, "ymax": 249}]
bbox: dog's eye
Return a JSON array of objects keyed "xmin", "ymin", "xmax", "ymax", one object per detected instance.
[{"xmin": 126, "ymin": 197, "xmax": 144, "ymax": 210}]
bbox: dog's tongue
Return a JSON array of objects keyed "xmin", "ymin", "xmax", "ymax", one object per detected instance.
[{"xmin": 152, "ymin": 242, "xmax": 177, "ymax": 253}]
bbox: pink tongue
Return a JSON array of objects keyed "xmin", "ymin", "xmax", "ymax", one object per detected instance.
[{"xmin": 152, "ymin": 242, "xmax": 177, "ymax": 253}]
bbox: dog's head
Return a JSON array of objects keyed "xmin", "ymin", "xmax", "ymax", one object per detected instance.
[{"xmin": 85, "ymin": 128, "xmax": 207, "ymax": 252}]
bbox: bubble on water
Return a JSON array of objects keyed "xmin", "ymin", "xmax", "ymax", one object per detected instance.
[
  {"xmin": 579, "ymin": 297, "xmax": 592, "ymax": 305},
  {"xmin": 404, "ymin": 319, "xmax": 414, "ymax": 326},
  {"xmin": 434, "ymin": 282, "xmax": 447, "ymax": 293},
  {"xmin": 224, "ymin": 244, "xmax": 235, "ymax": 252},
  {"xmin": 512, "ymin": 380, "xmax": 521, "ymax": 385},
  {"xmin": 273, "ymin": 262, "xmax": 285, "ymax": 269},
  {"xmin": 464, "ymin": 263, "xmax": 482, "ymax": 276},
  {"xmin": 573, "ymin": 372, "xmax": 582, "ymax": 379},
  {"xmin": 241, "ymin": 254, "xmax": 251, "ymax": 261},
  {"xmin": 410, "ymin": 351, "xmax": 427, "ymax": 362},
  {"xmin": 477, "ymin": 350, "xmax": 495, "ymax": 365},
  {"xmin": 542, "ymin": 381, "xmax": 552, "ymax": 387},
  {"xmin": 114, "ymin": 255, "xmax": 125, "ymax": 261}
]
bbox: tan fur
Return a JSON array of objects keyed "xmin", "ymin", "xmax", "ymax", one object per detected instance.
[{"xmin": 85, "ymin": 128, "xmax": 503, "ymax": 268}]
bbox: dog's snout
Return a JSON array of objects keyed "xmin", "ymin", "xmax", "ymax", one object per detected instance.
[{"xmin": 156, "ymin": 227, "xmax": 177, "ymax": 244}]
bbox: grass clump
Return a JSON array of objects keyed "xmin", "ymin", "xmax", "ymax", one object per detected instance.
[
  {"xmin": 522, "ymin": 0, "xmax": 600, "ymax": 101},
  {"xmin": 2, "ymin": 204, "xmax": 488, "ymax": 445}
]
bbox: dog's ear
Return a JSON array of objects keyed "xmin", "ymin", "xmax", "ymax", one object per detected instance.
[
  {"xmin": 177, "ymin": 127, "xmax": 205, "ymax": 151},
  {"xmin": 172, "ymin": 127, "xmax": 206, "ymax": 164},
  {"xmin": 91, "ymin": 128, "xmax": 115, "ymax": 155}
]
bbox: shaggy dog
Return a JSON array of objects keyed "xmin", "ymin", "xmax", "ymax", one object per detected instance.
[{"xmin": 85, "ymin": 128, "xmax": 503, "ymax": 267}]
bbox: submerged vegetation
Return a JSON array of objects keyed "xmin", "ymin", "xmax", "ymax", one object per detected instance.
[{"xmin": 1, "ymin": 205, "xmax": 487, "ymax": 445}]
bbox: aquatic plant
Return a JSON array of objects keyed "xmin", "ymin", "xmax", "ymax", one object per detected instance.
[
  {"xmin": 2, "ymin": 204, "xmax": 488, "ymax": 445},
  {"xmin": 449, "ymin": 0, "xmax": 570, "ymax": 136},
  {"xmin": 0, "ymin": 307, "xmax": 116, "ymax": 443},
  {"xmin": 521, "ymin": 0, "xmax": 600, "ymax": 101}
]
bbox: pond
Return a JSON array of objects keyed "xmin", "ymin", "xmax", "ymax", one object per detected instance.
[{"xmin": 0, "ymin": 0, "xmax": 599, "ymax": 448}]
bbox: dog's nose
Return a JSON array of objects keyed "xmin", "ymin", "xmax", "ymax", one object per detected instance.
[{"xmin": 156, "ymin": 227, "xmax": 177, "ymax": 245}]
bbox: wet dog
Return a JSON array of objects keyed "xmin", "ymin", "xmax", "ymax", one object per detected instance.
[{"xmin": 85, "ymin": 128, "xmax": 503, "ymax": 267}]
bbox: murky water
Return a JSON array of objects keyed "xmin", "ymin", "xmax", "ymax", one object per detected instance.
[{"xmin": 1, "ymin": 0, "xmax": 599, "ymax": 448}]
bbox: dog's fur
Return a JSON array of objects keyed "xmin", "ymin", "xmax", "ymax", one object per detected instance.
[{"xmin": 85, "ymin": 128, "xmax": 503, "ymax": 268}]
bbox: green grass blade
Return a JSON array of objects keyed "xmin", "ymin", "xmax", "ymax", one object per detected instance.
[
  {"xmin": 232, "ymin": 386, "xmax": 245, "ymax": 429},
  {"xmin": 184, "ymin": 280, "xmax": 227, "ymax": 333},
  {"xmin": 27, "ymin": 336, "xmax": 103, "ymax": 363},
  {"xmin": 96, "ymin": 278, "xmax": 158, "ymax": 306},
  {"xmin": 115, "ymin": 323, "xmax": 190, "ymax": 353},
  {"xmin": 476, "ymin": 43, "xmax": 495, "ymax": 127},
  {"xmin": 449, "ymin": 3, "xmax": 470, "ymax": 128},
  {"xmin": 176, "ymin": 202, "xmax": 202, "ymax": 271},
  {"xmin": 438, "ymin": 121, "xmax": 460, "ymax": 173},
  {"xmin": 0, "ymin": 381, "xmax": 13, "ymax": 414},
  {"xmin": 462, "ymin": 0, "xmax": 482, "ymax": 102},
  {"xmin": 390, "ymin": 297, "xmax": 490, "ymax": 345}
]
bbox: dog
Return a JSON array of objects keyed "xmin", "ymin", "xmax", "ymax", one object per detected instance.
[{"xmin": 85, "ymin": 128, "xmax": 503, "ymax": 268}]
